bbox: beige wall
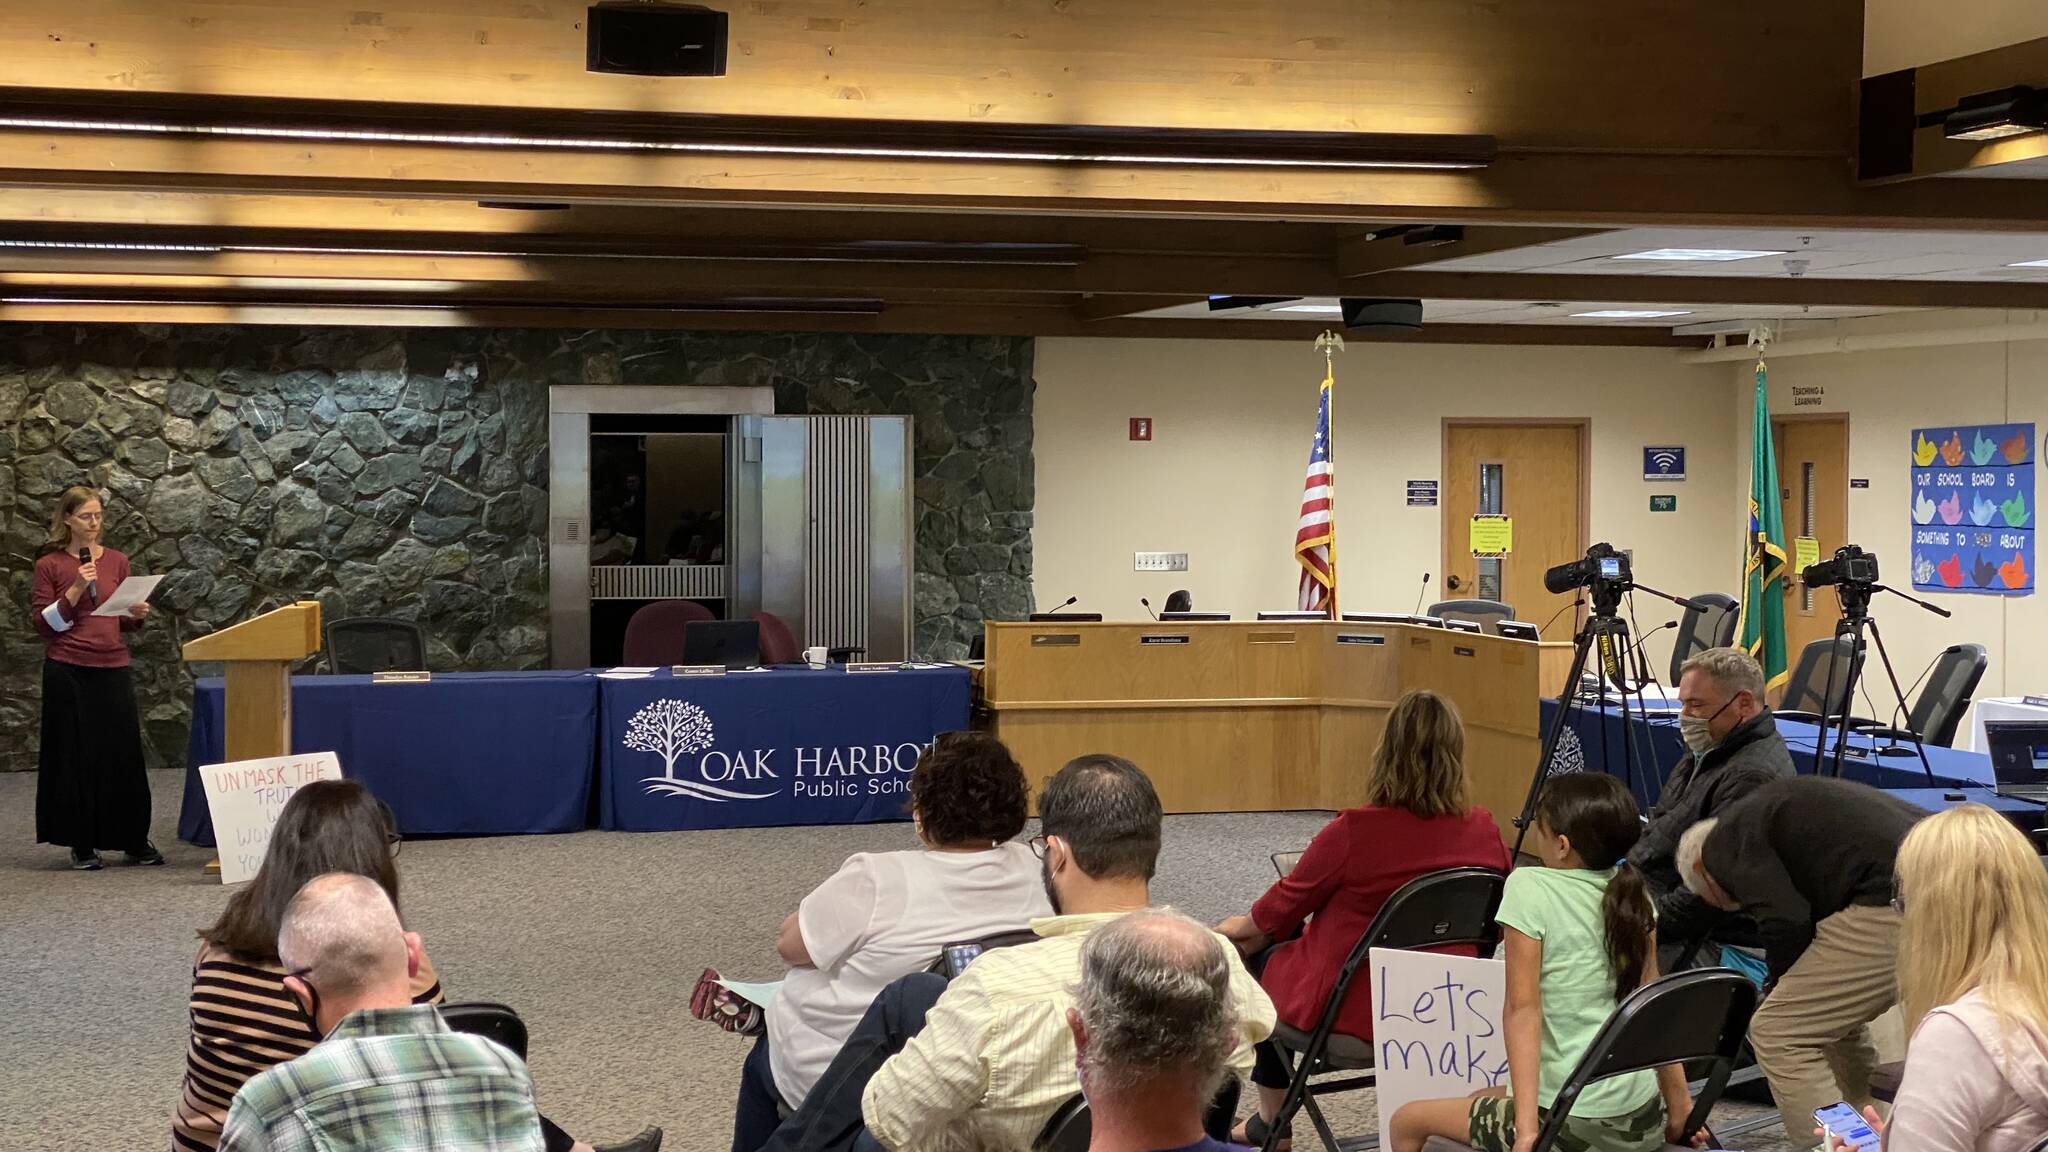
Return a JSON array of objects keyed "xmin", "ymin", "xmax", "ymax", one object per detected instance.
[
  {"xmin": 1734, "ymin": 314, "xmax": 2048, "ymax": 701},
  {"xmin": 1032, "ymin": 338, "xmax": 1741, "ymax": 676},
  {"xmin": 1864, "ymin": 0, "xmax": 2048, "ymax": 75}
]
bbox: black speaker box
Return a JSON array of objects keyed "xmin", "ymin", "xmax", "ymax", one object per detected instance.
[
  {"xmin": 1340, "ymin": 297, "xmax": 1424, "ymax": 331},
  {"xmin": 587, "ymin": 3, "xmax": 728, "ymax": 77}
]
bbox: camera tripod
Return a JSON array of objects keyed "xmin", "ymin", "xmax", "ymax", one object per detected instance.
[
  {"xmin": 1513, "ymin": 579, "xmax": 1703, "ymax": 858},
  {"xmin": 1809, "ymin": 580, "xmax": 1951, "ymax": 785}
]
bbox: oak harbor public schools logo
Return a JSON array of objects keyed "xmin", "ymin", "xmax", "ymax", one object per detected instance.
[{"xmin": 622, "ymin": 699, "xmax": 773, "ymax": 803}]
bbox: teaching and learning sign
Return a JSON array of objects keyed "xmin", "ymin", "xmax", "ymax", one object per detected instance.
[
  {"xmin": 1910, "ymin": 424, "xmax": 2033, "ymax": 596},
  {"xmin": 198, "ymin": 751, "xmax": 344, "ymax": 884},
  {"xmin": 1369, "ymin": 948, "xmax": 1509, "ymax": 1151}
]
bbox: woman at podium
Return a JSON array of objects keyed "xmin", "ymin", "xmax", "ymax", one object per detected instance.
[{"xmin": 28, "ymin": 484, "xmax": 159, "ymax": 871}]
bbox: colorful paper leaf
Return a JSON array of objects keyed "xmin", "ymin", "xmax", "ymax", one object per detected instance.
[
  {"xmin": 1971, "ymin": 495, "xmax": 2001, "ymax": 526},
  {"xmin": 2002, "ymin": 429, "xmax": 2031, "ymax": 465},
  {"xmin": 1938, "ymin": 553, "xmax": 1965, "ymax": 588},
  {"xmin": 1914, "ymin": 433, "xmax": 1939, "ymax": 467},
  {"xmin": 1938, "ymin": 490, "xmax": 1963, "ymax": 525},
  {"xmin": 1970, "ymin": 432, "xmax": 1999, "ymax": 466},
  {"xmin": 1940, "ymin": 432, "xmax": 1966, "ymax": 466},
  {"xmin": 2003, "ymin": 491, "xmax": 2031, "ymax": 528},
  {"xmin": 2001, "ymin": 551, "xmax": 2030, "ymax": 590},
  {"xmin": 1914, "ymin": 491, "xmax": 1938, "ymax": 525}
]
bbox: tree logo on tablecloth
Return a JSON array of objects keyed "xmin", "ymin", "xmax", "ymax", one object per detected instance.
[
  {"xmin": 1547, "ymin": 728, "xmax": 1586, "ymax": 777},
  {"xmin": 623, "ymin": 699, "xmax": 772, "ymax": 802}
]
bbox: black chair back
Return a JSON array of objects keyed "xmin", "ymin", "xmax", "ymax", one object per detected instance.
[
  {"xmin": 441, "ymin": 1001, "xmax": 528, "ymax": 1060},
  {"xmin": 1908, "ymin": 643, "xmax": 1987, "ymax": 746},
  {"xmin": 926, "ymin": 926, "xmax": 1043, "ymax": 975},
  {"xmin": 1782, "ymin": 635, "xmax": 1860, "ymax": 717},
  {"xmin": 1668, "ymin": 593, "xmax": 1739, "ymax": 685},
  {"xmin": 325, "ymin": 616, "xmax": 427, "ymax": 674},
  {"xmin": 1427, "ymin": 599, "xmax": 1515, "ymax": 634},
  {"xmin": 1034, "ymin": 1095, "xmax": 1091, "ymax": 1152},
  {"xmin": 1534, "ymin": 969, "xmax": 1757, "ymax": 1151}
]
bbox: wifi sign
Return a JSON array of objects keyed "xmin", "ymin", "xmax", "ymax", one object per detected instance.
[{"xmin": 1643, "ymin": 445, "xmax": 1687, "ymax": 482}]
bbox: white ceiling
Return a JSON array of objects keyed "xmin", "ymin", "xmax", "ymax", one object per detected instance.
[
  {"xmin": 1413, "ymin": 226, "xmax": 2048, "ymax": 281},
  {"xmin": 1143, "ymin": 298, "xmax": 1913, "ymax": 327}
]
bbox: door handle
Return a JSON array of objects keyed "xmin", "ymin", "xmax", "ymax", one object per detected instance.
[{"xmin": 1446, "ymin": 574, "xmax": 1463, "ymax": 592}]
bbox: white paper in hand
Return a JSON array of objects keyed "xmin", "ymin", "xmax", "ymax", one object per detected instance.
[{"xmin": 91, "ymin": 573, "xmax": 163, "ymax": 617}]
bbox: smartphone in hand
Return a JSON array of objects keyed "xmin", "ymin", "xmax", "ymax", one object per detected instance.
[{"xmin": 1813, "ymin": 1102, "xmax": 1880, "ymax": 1150}]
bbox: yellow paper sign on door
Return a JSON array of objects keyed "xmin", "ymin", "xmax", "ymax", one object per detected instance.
[
  {"xmin": 1469, "ymin": 515, "xmax": 1514, "ymax": 556},
  {"xmin": 1794, "ymin": 536, "xmax": 1820, "ymax": 573}
]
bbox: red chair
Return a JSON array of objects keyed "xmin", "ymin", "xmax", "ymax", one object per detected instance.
[
  {"xmin": 621, "ymin": 600, "xmax": 715, "ymax": 665},
  {"xmin": 754, "ymin": 611, "xmax": 802, "ymax": 665}
]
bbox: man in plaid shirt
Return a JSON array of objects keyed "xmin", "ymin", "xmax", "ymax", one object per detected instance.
[{"xmin": 218, "ymin": 873, "xmax": 545, "ymax": 1152}]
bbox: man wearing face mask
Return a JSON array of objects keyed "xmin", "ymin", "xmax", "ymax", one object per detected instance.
[
  {"xmin": 1625, "ymin": 646, "xmax": 1794, "ymax": 966},
  {"xmin": 759, "ymin": 754, "xmax": 1274, "ymax": 1152}
]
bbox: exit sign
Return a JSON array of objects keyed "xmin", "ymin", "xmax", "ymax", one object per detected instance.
[{"xmin": 1650, "ymin": 494, "xmax": 1677, "ymax": 512}]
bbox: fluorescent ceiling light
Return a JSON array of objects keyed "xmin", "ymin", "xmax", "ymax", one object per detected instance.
[
  {"xmin": 1275, "ymin": 304, "xmax": 1344, "ymax": 314},
  {"xmin": 1570, "ymin": 309, "xmax": 1692, "ymax": 319},
  {"xmin": 2006, "ymin": 259, "xmax": 2048, "ymax": 269},
  {"xmin": 1611, "ymin": 249, "xmax": 1787, "ymax": 262},
  {"xmin": 0, "ymin": 238, "xmax": 221, "ymax": 253}
]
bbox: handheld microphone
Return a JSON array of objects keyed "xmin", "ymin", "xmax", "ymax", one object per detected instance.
[
  {"xmin": 1140, "ymin": 597, "xmax": 1159, "ymax": 621},
  {"xmin": 1412, "ymin": 573, "xmax": 1432, "ymax": 615},
  {"xmin": 77, "ymin": 546, "xmax": 95, "ymax": 600}
]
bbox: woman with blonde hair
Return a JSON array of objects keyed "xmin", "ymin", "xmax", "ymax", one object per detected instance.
[
  {"xmin": 1216, "ymin": 689, "xmax": 1511, "ymax": 1147},
  {"xmin": 1825, "ymin": 803, "xmax": 2048, "ymax": 1151},
  {"xmin": 28, "ymin": 484, "xmax": 158, "ymax": 870}
]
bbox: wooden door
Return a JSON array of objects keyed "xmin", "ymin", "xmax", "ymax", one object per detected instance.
[
  {"xmin": 1773, "ymin": 415, "xmax": 1850, "ymax": 662},
  {"xmin": 1442, "ymin": 423, "xmax": 1586, "ymax": 636}
]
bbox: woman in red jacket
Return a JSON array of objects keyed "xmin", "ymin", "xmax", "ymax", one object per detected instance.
[
  {"xmin": 29, "ymin": 484, "xmax": 159, "ymax": 870},
  {"xmin": 1217, "ymin": 689, "xmax": 1511, "ymax": 1147}
]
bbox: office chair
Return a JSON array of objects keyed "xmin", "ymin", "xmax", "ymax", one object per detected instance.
[
  {"xmin": 1776, "ymin": 635, "xmax": 1861, "ymax": 724},
  {"xmin": 1427, "ymin": 598, "xmax": 1515, "ymax": 634},
  {"xmin": 753, "ymin": 611, "xmax": 803, "ymax": 665},
  {"xmin": 1163, "ymin": 589, "xmax": 1193, "ymax": 614},
  {"xmin": 441, "ymin": 1001, "xmax": 529, "ymax": 1059},
  {"xmin": 621, "ymin": 600, "xmax": 714, "ymax": 665},
  {"xmin": 1846, "ymin": 642, "xmax": 1987, "ymax": 748},
  {"xmin": 1668, "ymin": 593, "xmax": 1739, "ymax": 685},
  {"xmin": 324, "ymin": 616, "xmax": 427, "ymax": 674}
]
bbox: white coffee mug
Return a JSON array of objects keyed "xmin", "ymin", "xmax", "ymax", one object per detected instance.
[{"xmin": 803, "ymin": 645, "xmax": 829, "ymax": 667}]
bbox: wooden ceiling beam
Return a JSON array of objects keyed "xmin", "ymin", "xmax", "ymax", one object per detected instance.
[{"xmin": 1336, "ymin": 226, "xmax": 1604, "ymax": 277}]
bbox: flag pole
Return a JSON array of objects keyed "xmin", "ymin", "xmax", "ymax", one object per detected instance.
[{"xmin": 1314, "ymin": 330, "xmax": 1345, "ymax": 617}]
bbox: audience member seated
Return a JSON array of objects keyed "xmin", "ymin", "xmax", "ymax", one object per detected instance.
[
  {"xmin": 1391, "ymin": 774, "xmax": 1696, "ymax": 1152},
  {"xmin": 218, "ymin": 873, "xmax": 546, "ymax": 1152},
  {"xmin": 758, "ymin": 754, "xmax": 1277, "ymax": 1152},
  {"xmin": 1069, "ymin": 909, "xmax": 1246, "ymax": 1152},
  {"xmin": 1212, "ymin": 689, "xmax": 1510, "ymax": 1147},
  {"xmin": 1626, "ymin": 646, "xmax": 1792, "ymax": 967},
  {"xmin": 174, "ymin": 780, "xmax": 655, "ymax": 1152},
  {"xmin": 1678, "ymin": 776, "xmax": 1922, "ymax": 1149},
  {"xmin": 1820, "ymin": 804, "xmax": 2048, "ymax": 1152},
  {"xmin": 732, "ymin": 732, "xmax": 1051, "ymax": 1152}
]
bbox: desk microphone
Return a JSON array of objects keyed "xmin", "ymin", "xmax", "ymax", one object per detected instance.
[
  {"xmin": 1140, "ymin": 597, "xmax": 1159, "ymax": 621},
  {"xmin": 1049, "ymin": 595, "xmax": 1078, "ymax": 613},
  {"xmin": 1411, "ymin": 573, "xmax": 1431, "ymax": 615},
  {"xmin": 77, "ymin": 546, "xmax": 95, "ymax": 600},
  {"xmin": 1621, "ymin": 621, "xmax": 1679, "ymax": 684},
  {"xmin": 1536, "ymin": 598, "xmax": 1583, "ymax": 638}
]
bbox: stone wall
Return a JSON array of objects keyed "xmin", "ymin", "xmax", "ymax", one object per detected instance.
[{"xmin": 0, "ymin": 327, "xmax": 1033, "ymax": 773}]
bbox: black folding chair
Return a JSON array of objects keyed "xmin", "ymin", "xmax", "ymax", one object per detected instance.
[
  {"xmin": 1421, "ymin": 968, "xmax": 1758, "ymax": 1152},
  {"xmin": 1033, "ymin": 1077, "xmax": 1242, "ymax": 1151},
  {"xmin": 1263, "ymin": 866, "xmax": 1508, "ymax": 1152},
  {"xmin": 441, "ymin": 1000, "xmax": 528, "ymax": 1060}
]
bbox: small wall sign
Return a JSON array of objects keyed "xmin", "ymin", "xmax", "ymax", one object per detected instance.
[
  {"xmin": 1406, "ymin": 480, "xmax": 1439, "ymax": 507},
  {"xmin": 1129, "ymin": 417, "xmax": 1152, "ymax": 441},
  {"xmin": 1649, "ymin": 494, "xmax": 1677, "ymax": 512},
  {"xmin": 1643, "ymin": 446, "xmax": 1686, "ymax": 481}
]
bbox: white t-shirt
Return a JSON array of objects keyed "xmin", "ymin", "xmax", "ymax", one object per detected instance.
[{"xmin": 766, "ymin": 841, "xmax": 1051, "ymax": 1106}]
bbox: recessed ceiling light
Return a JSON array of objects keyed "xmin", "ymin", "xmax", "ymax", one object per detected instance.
[
  {"xmin": 1611, "ymin": 248, "xmax": 1787, "ymax": 262},
  {"xmin": 1275, "ymin": 304, "xmax": 1344, "ymax": 314},
  {"xmin": 2006, "ymin": 259, "xmax": 2048, "ymax": 269},
  {"xmin": 1570, "ymin": 309, "xmax": 1693, "ymax": 319}
]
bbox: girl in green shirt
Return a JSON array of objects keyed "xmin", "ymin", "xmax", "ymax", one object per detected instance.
[{"xmin": 1390, "ymin": 774, "xmax": 1699, "ymax": 1152}]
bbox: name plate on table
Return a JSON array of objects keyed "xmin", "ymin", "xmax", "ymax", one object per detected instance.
[
  {"xmin": 1030, "ymin": 633, "xmax": 1081, "ymax": 647},
  {"xmin": 2026, "ymin": 695, "xmax": 2048, "ymax": 708},
  {"xmin": 1454, "ymin": 645, "xmax": 1477, "ymax": 658},
  {"xmin": 848, "ymin": 662, "xmax": 910, "ymax": 673},
  {"xmin": 674, "ymin": 665, "xmax": 727, "ymax": 677},
  {"xmin": 1139, "ymin": 634, "xmax": 1190, "ymax": 645},
  {"xmin": 1337, "ymin": 633, "xmax": 1386, "ymax": 646},
  {"xmin": 371, "ymin": 671, "xmax": 432, "ymax": 684}
]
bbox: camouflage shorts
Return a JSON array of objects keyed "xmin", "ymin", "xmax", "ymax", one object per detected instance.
[{"xmin": 1466, "ymin": 1093, "xmax": 1667, "ymax": 1152}]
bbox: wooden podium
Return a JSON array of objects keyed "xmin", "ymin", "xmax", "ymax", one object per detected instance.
[
  {"xmin": 981, "ymin": 619, "xmax": 1542, "ymax": 843},
  {"xmin": 182, "ymin": 601, "xmax": 323, "ymax": 762}
]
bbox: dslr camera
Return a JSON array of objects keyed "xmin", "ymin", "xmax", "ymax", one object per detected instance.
[
  {"xmin": 1803, "ymin": 544, "xmax": 1879, "ymax": 588},
  {"xmin": 1544, "ymin": 541, "xmax": 1632, "ymax": 596}
]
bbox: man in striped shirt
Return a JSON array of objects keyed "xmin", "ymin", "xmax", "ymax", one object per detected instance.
[
  {"xmin": 218, "ymin": 873, "xmax": 546, "ymax": 1152},
  {"xmin": 762, "ymin": 755, "xmax": 1276, "ymax": 1152}
]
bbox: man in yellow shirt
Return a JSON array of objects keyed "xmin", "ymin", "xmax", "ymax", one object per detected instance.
[{"xmin": 759, "ymin": 754, "xmax": 1276, "ymax": 1152}]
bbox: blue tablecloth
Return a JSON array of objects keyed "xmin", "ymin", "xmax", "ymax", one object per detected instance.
[
  {"xmin": 597, "ymin": 665, "xmax": 972, "ymax": 832},
  {"xmin": 1537, "ymin": 698, "xmax": 2042, "ymax": 829},
  {"xmin": 179, "ymin": 671, "xmax": 599, "ymax": 846}
]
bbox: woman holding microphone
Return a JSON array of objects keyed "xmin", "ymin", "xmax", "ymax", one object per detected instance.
[{"xmin": 30, "ymin": 484, "xmax": 160, "ymax": 870}]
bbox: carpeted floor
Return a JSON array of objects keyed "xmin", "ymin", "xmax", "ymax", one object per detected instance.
[{"xmin": 0, "ymin": 769, "xmax": 1800, "ymax": 1151}]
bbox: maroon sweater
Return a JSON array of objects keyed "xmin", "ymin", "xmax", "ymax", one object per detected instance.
[{"xmin": 30, "ymin": 547, "xmax": 143, "ymax": 668}]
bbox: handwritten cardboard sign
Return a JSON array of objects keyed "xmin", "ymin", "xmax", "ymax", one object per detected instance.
[
  {"xmin": 1369, "ymin": 948, "xmax": 1509, "ymax": 1150},
  {"xmin": 198, "ymin": 752, "xmax": 345, "ymax": 884}
]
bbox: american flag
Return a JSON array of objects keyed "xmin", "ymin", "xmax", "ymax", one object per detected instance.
[{"xmin": 1295, "ymin": 366, "xmax": 1336, "ymax": 614}]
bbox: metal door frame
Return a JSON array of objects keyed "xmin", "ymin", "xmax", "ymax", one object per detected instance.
[{"xmin": 547, "ymin": 385, "xmax": 775, "ymax": 669}]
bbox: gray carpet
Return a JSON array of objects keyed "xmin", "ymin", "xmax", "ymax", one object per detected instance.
[{"xmin": 0, "ymin": 770, "xmax": 1797, "ymax": 1151}]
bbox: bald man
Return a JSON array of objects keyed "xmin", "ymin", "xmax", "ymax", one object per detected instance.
[{"xmin": 218, "ymin": 873, "xmax": 547, "ymax": 1152}]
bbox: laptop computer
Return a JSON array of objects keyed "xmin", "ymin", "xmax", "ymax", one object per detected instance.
[
  {"xmin": 1985, "ymin": 720, "xmax": 2048, "ymax": 803},
  {"xmin": 683, "ymin": 619, "xmax": 762, "ymax": 670}
]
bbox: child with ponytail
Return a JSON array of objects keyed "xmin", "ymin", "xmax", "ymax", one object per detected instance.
[{"xmin": 1391, "ymin": 773, "xmax": 1698, "ymax": 1152}]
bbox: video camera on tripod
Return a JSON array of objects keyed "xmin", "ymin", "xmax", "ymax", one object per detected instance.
[
  {"xmin": 1544, "ymin": 542, "xmax": 1633, "ymax": 613},
  {"xmin": 1803, "ymin": 543, "xmax": 1881, "ymax": 615}
]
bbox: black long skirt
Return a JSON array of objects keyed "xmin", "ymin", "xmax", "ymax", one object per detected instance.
[{"xmin": 36, "ymin": 659, "xmax": 151, "ymax": 851}]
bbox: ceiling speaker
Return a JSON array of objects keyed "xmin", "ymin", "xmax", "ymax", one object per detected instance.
[
  {"xmin": 1340, "ymin": 298, "xmax": 1424, "ymax": 331},
  {"xmin": 588, "ymin": 3, "xmax": 728, "ymax": 77}
]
